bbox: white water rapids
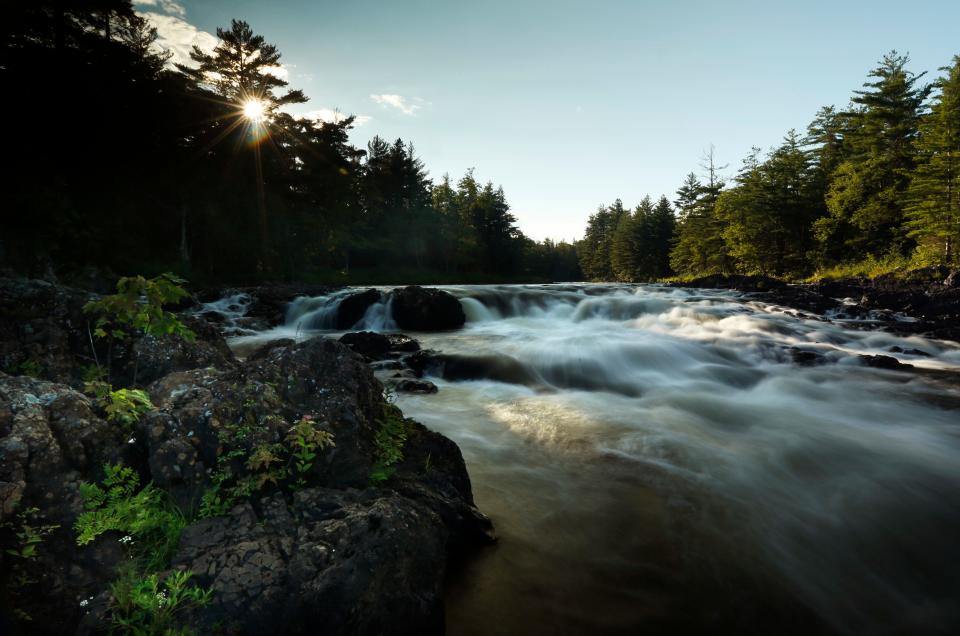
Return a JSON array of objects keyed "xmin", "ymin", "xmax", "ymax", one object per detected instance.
[{"xmin": 223, "ymin": 284, "xmax": 960, "ymax": 635}]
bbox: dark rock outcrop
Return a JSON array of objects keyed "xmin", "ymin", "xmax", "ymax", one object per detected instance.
[
  {"xmin": 0, "ymin": 374, "xmax": 131, "ymax": 631},
  {"xmin": 171, "ymin": 490, "xmax": 448, "ymax": 636},
  {"xmin": 0, "ymin": 280, "xmax": 491, "ymax": 636},
  {"xmin": 389, "ymin": 287, "xmax": 465, "ymax": 331},
  {"xmin": 0, "ymin": 278, "xmax": 236, "ymax": 388}
]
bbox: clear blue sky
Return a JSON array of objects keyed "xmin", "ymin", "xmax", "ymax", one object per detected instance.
[{"xmin": 138, "ymin": 0, "xmax": 960, "ymax": 242}]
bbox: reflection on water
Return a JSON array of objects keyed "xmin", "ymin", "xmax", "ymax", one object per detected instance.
[{"xmin": 232, "ymin": 284, "xmax": 960, "ymax": 635}]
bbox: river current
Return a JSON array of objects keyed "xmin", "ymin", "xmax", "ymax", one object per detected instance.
[{"xmin": 224, "ymin": 284, "xmax": 960, "ymax": 635}]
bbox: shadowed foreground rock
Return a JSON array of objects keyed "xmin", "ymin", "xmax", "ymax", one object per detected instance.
[{"xmin": 0, "ymin": 279, "xmax": 492, "ymax": 636}]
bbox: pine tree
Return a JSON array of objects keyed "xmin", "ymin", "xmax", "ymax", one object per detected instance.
[
  {"xmin": 818, "ymin": 51, "xmax": 930, "ymax": 259},
  {"xmin": 905, "ymin": 55, "xmax": 960, "ymax": 265},
  {"xmin": 179, "ymin": 19, "xmax": 306, "ymax": 109},
  {"xmin": 669, "ymin": 150, "xmax": 731, "ymax": 277}
]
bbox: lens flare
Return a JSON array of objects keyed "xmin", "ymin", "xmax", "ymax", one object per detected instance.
[{"xmin": 242, "ymin": 99, "xmax": 267, "ymax": 123}]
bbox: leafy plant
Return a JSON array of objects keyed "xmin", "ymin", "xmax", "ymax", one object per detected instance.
[
  {"xmin": 84, "ymin": 273, "xmax": 195, "ymax": 342},
  {"xmin": 109, "ymin": 568, "xmax": 212, "ymax": 636},
  {"xmin": 14, "ymin": 358, "xmax": 42, "ymax": 378},
  {"xmin": 370, "ymin": 405, "xmax": 411, "ymax": 484},
  {"xmin": 84, "ymin": 382, "xmax": 154, "ymax": 428},
  {"xmin": 4, "ymin": 507, "xmax": 59, "ymax": 560},
  {"xmin": 286, "ymin": 416, "xmax": 335, "ymax": 490},
  {"xmin": 75, "ymin": 464, "xmax": 185, "ymax": 571},
  {"xmin": 1, "ymin": 507, "xmax": 59, "ymax": 622}
]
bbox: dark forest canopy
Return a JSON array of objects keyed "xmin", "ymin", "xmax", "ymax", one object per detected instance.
[
  {"xmin": 578, "ymin": 51, "xmax": 960, "ymax": 281},
  {"xmin": 0, "ymin": 4, "xmax": 580, "ymax": 284}
]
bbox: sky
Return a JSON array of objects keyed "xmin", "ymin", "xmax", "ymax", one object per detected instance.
[{"xmin": 134, "ymin": 0, "xmax": 960, "ymax": 242}]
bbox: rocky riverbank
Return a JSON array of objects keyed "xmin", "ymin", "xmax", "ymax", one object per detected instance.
[
  {"xmin": 673, "ymin": 268, "xmax": 960, "ymax": 343},
  {"xmin": 0, "ymin": 278, "xmax": 492, "ymax": 635}
]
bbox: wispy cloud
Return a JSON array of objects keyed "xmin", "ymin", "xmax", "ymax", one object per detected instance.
[
  {"xmin": 370, "ymin": 94, "xmax": 425, "ymax": 116},
  {"xmin": 139, "ymin": 12, "xmax": 217, "ymax": 67},
  {"xmin": 299, "ymin": 109, "xmax": 372, "ymax": 127},
  {"xmin": 133, "ymin": 0, "xmax": 186, "ymax": 18},
  {"xmin": 261, "ymin": 65, "xmax": 289, "ymax": 80}
]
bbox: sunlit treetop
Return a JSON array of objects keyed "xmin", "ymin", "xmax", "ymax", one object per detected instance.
[{"xmin": 177, "ymin": 19, "xmax": 307, "ymax": 116}]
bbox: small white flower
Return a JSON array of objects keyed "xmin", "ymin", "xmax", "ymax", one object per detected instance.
[
  {"xmin": 119, "ymin": 535, "xmax": 134, "ymax": 545},
  {"xmin": 156, "ymin": 591, "xmax": 168, "ymax": 607},
  {"xmin": 80, "ymin": 599, "xmax": 89, "ymax": 608},
  {"xmin": 127, "ymin": 437, "xmax": 136, "ymax": 444},
  {"xmin": 187, "ymin": 430, "xmax": 194, "ymax": 437}
]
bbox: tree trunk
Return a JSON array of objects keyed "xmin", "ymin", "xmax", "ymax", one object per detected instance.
[{"xmin": 179, "ymin": 204, "xmax": 190, "ymax": 265}]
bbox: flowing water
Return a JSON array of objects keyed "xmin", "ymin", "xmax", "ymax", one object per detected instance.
[{"xmin": 221, "ymin": 284, "xmax": 960, "ymax": 635}]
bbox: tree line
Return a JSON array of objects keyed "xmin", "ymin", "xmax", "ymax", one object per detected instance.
[
  {"xmin": 578, "ymin": 51, "xmax": 960, "ymax": 281},
  {"xmin": 0, "ymin": 3, "xmax": 581, "ymax": 284}
]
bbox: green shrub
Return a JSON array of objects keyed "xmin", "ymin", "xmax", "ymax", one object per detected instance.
[
  {"xmin": 370, "ymin": 405, "xmax": 411, "ymax": 484},
  {"xmin": 84, "ymin": 273, "xmax": 195, "ymax": 342}
]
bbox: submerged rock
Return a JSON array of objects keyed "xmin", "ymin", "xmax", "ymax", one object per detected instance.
[{"xmin": 389, "ymin": 286, "xmax": 465, "ymax": 331}]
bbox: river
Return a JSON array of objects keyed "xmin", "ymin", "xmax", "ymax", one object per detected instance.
[{"xmin": 228, "ymin": 283, "xmax": 960, "ymax": 635}]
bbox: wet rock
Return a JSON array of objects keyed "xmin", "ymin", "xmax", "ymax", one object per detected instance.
[
  {"xmin": 389, "ymin": 286, "xmax": 465, "ymax": 331},
  {"xmin": 888, "ymin": 346, "xmax": 931, "ymax": 357},
  {"xmin": 335, "ymin": 289, "xmax": 382, "ymax": 330},
  {"xmin": 197, "ymin": 284, "xmax": 340, "ymax": 328},
  {"xmin": 387, "ymin": 334, "xmax": 421, "ymax": 353},
  {"xmin": 339, "ymin": 331, "xmax": 392, "ymax": 359},
  {"xmin": 789, "ymin": 348, "xmax": 826, "ymax": 366},
  {"xmin": 859, "ymin": 354, "xmax": 914, "ymax": 371},
  {"xmin": 370, "ymin": 359, "xmax": 405, "ymax": 371},
  {"xmin": 762, "ymin": 286, "xmax": 842, "ymax": 315},
  {"xmin": 393, "ymin": 379, "xmax": 439, "ymax": 394}
]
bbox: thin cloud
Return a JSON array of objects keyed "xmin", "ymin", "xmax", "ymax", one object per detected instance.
[
  {"xmin": 261, "ymin": 65, "xmax": 289, "ymax": 80},
  {"xmin": 133, "ymin": 0, "xmax": 186, "ymax": 18},
  {"xmin": 300, "ymin": 109, "xmax": 372, "ymax": 127},
  {"xmin": 370, "ymin": 94, "xmax": 423, "ymax": 116}
]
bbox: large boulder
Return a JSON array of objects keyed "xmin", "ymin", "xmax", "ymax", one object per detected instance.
[
  {"xmin": 389, "ymin": 286, "xmax": 465, "ymax": 331},
  {"xmin": 336, "ymin": 289, "xmax": 382, "ymax": 330},
  {"xmin": 0, "ymin": 334, "xmax": 491, "ymax": 635}
]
